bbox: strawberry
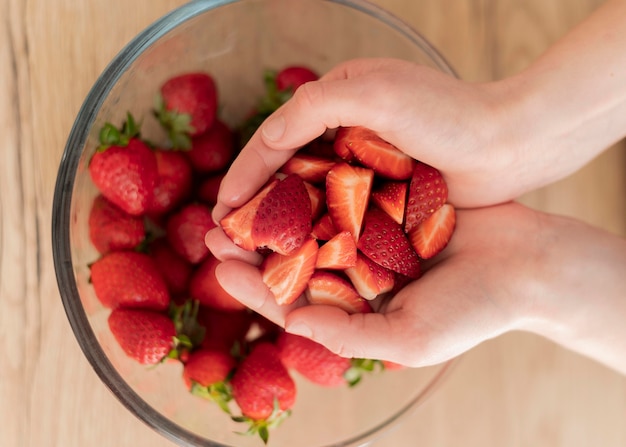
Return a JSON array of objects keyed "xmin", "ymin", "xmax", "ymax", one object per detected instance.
[
  {"xmin": 344, "ymin": 252, "xmax": 395, "ymax": 300},
  {"xmin": 332, "ymin": 127, "xmax": 356, "ymax": 162},
  {"xmin": 230, "ymin": 342, "xmax": 296, "ymax": 443},
  {"xmin": 404, "ymin": 161, "xmax": 448, "ymax": 233},
  {"xmin": 371, "ymin": 181, "xmax": 407, "ymax": 225},
  {"xmin": 89, "ymin": 138, "xmax": 158, "ymax": 216},
  {"xmin": 148, "ymin": 149, "xmax": 193, "ymax": 216},
  {"xmin": 251, "ymin": 174, "xmax": 312, "ymax": 255},
  {"xmin": 408, "ymin": 203, "xmax": 456, "ymax": 259},
  {"xmin": 196, "ymin": 172, "xmax": 225, "ymax": 206},
  {"xmin": 90, "ymin": 251, "xmax": 170, "ymax": 310},
  {"xmin": 305, "ymin": 271, "xmax": 372, "ymax": 314},
  {"xmin": 325, "ymin": 162, "xmax": 374, "ymax": 243},
  {"xmin": 310, "ymin": 213, "xmax": 338, "ymax": 241},
  {"xmin": 333, "ymin": 127, "xmax": 415, "ymax": 180},
  {"xmin": 303, "ymin": 181, "xmax": 326, "ymax": 221},
  {"xmin": 197, "ymin": 306, "xmax": 253, "ymax": 352},
  {"xmin": 108, "ymin": 307, "xmax": 176, "ymax": 365},
  {"xmin": 182, "ymin": 348, "xmax": 236, "ymax": 412},
  {"xmin": 220, "ymin": 178, "xmax": 279, "ymax": 251},
  {"xmin": 148, "ymin": 238, "xmax": 193, "ymax": 296},
  {"xmin": 166, "ymin": 203, "xmax": 216, "ymax": 264},
  {"xmin": 315, "ymin": 231, "xmax": 357, "ymax": 270},
  {"xmin": 357, "ymin": 207, "xmax": 421, "ymax": 279},
  {"xmin": 156, "ymin": 72, "xmax": 218, "ymax": 148},
  {"xmin": 189, "ymin": 255, "xmax": 247, "ymax": 312},
  {"xmin": 88, "ymin": 195, "xmax": 145, "ymax": 254},
  {"xmin": 278, "ymin": 153, "xmax": 336, "ymax": 184},
  {"xmin": 275, "ymin": 65, "xmax": 319, "ymax": 92},
  {"xmin": 187, "ymin": 120, "xmax": 235, "ymax": 173},
  {"xmin": 261, "ymin": 238, "xmax": 318, "ymax": 305}
]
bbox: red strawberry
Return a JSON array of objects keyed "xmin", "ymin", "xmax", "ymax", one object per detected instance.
[
  {"xmin": 325, "ymin": 162, "xmax": 374, "ymax": 243},
  {"xmin": 148, "ymin": 149, "xmax": 193, "ymax": 216},
  {"xmin": 408, "ymin": 203, "xmax": 456, "ymax": 259},
  {"xmin": 310, "ymin": 213, "xmax": 338, "ymax": 241},
  {"xmin": 220, "ymin": 178, "xmax": 279, "ymax": 251},
  {"xmin": 276, "ymin": 332, "xmax": 352, "ymax": 387},
  {"xmin": 251, "ymin": 174, "xmax": 312, "ymax": 255},
  {"xmin": 332, "ymin": 127, "xmax": 356, "ymax": 162},
  {"xmin": 344, "ymin": 252, "xmax": 395, "ymax": 300},
  {"xmin": 88, "ymin": 195, "xmax": 145, "ymax": 254},
  {"xmin": 303, "ymin": 181, "xmax": 326, "ymax": 221},
  {"xmin": 371, "ymin": 181, "xmax": 408, "ymax": 225},
  {"xmin": 182, "ymin": 349, "xmax": 236, "ymax": 412},
  {"xmin": 89, "ymin": 138, "xmax": 158, "ymax": 216},
  {"xmin": 187, "ymin": 120, "xmax": 235, "ymax": 173},
  {"xmin": 334, "ymin": 127, "xmax": 415, "ymax": 180},
  {"xmin": 278, "ymin": 153, "xmax": 336, "ymax": 184},
  {"xmin": 148, "ymin": 238, "xmax": 193, "ymax": 296},
  {"xmin": 315, "ymin": 231, "xmax": 357, "ymax": 270},
  {"xmin": 305, "ymin": 271, "xmax": 372, "ymax": 314},
  {"xmin": 190, "ymin": 255, "xmax": 247, "ymax": 312},
  {"xmin": 166, "ymin": 203, "xmax": 216, "ymax": 264},
  {"xmin": 275, "ymin": 65, "xmax": 319, "ymax": 92},
  {"xmin": 196, "ymin": 172, "xmax": 225, "ymax": 206},
  {"xmin": 157, "ymin": 72, "xmax": 218, "ymax": 147},
  {"xmin": 197, "ymin": 306, "xmax": 253, "ymax": 352},
  {"xmin": 404, "ymin": 162, "xmax": 448, "ymax": 233},
  {"xmin": 90, "ymin": 251, "xmax": 170, "ymax": 310},
  {"xmin": 108, "ymin": 307, "xmax": 176, "ymax": 365},
  {"xmin": 230, "ymin": 342, "xmax": 296, "ymax": 442},
  {"xmin": 261, "ymin": 238, "xmax": 318, "ymax": 305},
  {"xmin": 357, "ymin": 207, "xmax": 421, "ymax": 279}
]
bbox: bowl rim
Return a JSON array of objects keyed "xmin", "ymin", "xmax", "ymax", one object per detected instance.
[{"xmin": 52, "ymin": 1, "xmax": 457, "ymax": 446}]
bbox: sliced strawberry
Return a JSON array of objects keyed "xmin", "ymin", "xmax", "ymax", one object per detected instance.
[
  {"xmin": 357, "ymin": 207, "xmax": 421, "ymax": 279},
  {"xmin": 335, "ymin": 127, "xmax": 415, "ymax": 180},
  {"xmin": 261, "ymin": 238, "xmax": 319, "ymax": 305},
  {"xmin": 325, "ymin": 162, "xmax": 374, "ymax": 243},
  {"xmin": 220, "ymin": 178, "xmax": 279, "ymax": 251},
  {"xmin": 371, "ymin": 181, "xmax": 407, "ymax": 225},
  {"xmin": 279, "ymin": 153, "xmax": 336, "ymax": 184},
  {"xmin": 315, "ymin": 231, "xmax": 357, "ymax": 270},
  {"xmin": 333, "ymin": 127, "xmax": 356, "ymax": 161},
  {"xmin": 310, "ymin": 213, "xmax": 338, "ymax": 241},
  {"xmin": 344, "ymin": 252, "xmax": 395, "ymax": 300},
  {"xmin": 305, "ymin": 271, "xmax": 372, "ymax": 314},
  {"xmin": 404, "ymin": 162, "xmax": 448, "ymax": 233},
  {"xmin": 251, "ymin": 174, "xmax": 312, "ymax": 255},
  {"xmin": 304, "ymin": 181, "xmax": 325, "ymax": 221},
  {"xmin": 408, "ymin": 203, "xmax": 456, "ymax": 259}
]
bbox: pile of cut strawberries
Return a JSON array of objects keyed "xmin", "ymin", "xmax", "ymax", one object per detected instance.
[{"xmin": 85, "ymin": 65, "xmax": 455, "ymax": 444}]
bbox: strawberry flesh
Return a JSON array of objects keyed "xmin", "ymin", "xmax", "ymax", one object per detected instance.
[
  {"xmin": 305, "ymin": 271, "xmax": 372, "ymax": 314},
  {"xmin": 408, "ymin": 202, "xmax": 456, "ymax": 259},
  {"xmin": 345, "ymin": 253, "xmax": 395, "ymax": 300},
  {"xmin": 315, "ymin": 231, "xmax": 357, "ymax": 270}
]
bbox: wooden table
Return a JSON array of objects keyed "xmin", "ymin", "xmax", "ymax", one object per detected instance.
[{"xmin": 1, "ymin": 0, "xmax": 625, "ymax": 446}]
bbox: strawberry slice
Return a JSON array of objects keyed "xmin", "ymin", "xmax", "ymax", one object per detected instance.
[
  {"xmin": 252, "ymin": 174, "xmax": 312, "ymax": 255},
  {"xmin": 261, "ymin": 238, "xmax": 319, "ymax": 305},
  {"xmin": 333, "ymin": 127, "xmax": 356, "ymax": 161},
  {"xmin": 404, "ymin": 162, "xmax": 448, "ymax": 233},
  {"xmin": 371, "ymin": 181, "xmax": 408, "ymax": 225},
  {"xmin": 325, "ymin": 162, "xmax": 374, "ymax": 243},
  {"xmin": 357, "ymin": 207, "xmax": 421, "ymax": 279},
  {"xmin": 220, "ymin": 178, "xmax": 279, "ymax": 251},
  {"xmin": 310, "ymin": 213, "xmax": 338, "ymax": 241},
  {"xmin": 408, "ymin": 203, "xmax": 456, "ymax": 259},
  {"xmin": 279, "ymin": 153, "xmax": 336, "ymax": 184},
  {"xmin": 334, "ymin": 127, "xmax": 415, "ymax": 180},
  {"xmin": 345, "ymin": 253, "xmax": 395, "ymax": 300},
  {"xmin": 304, "ymin": 181, "xmax": 326, "ymax": 221},
  {"xmin": 315, "ymin": 231, "xmax": 357, "ymax": 270},
  {"xmin": 305, "ymin": 271, "xmax": 372, "ymax": 314}
]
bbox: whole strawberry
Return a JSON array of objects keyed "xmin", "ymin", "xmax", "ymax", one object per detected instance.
[
  {"xmin": 231, "ymin": 342, "xmax": 296, "ymax": 444},
  {"xmin": 148, "ymin": 149, "xmax": 193, "ymax": 216},
  {"xmin": 148, "ymin": 238, "xmax": 193, "ymax": 297},
  {"xmin": 166, "ymin": 203, "xmax": 216, "ymax": 264},
  {"xmin": 187, "ymin": 120, "xmax": 235, "ymax": 174},
  {"xmin": 108, "ymin": 307, "xmax": 176, "ymax": 365},
  {"xmin": 88, "ymin": 195, "xmax": 145, "ymax": 254},
  {"xmin": 183, "ymin": 349, "xmax": 237, "ymax": 412},
  {"xmin": 189, "ymin": 255, "xmax": 247, "ymax": 312},
  {"xmin": 90, "ymin": 251, "xmax": 170, "ymax": 310},
  {"xmin": 197, "ymin": 306, "xmax": 253, "ymax": 353}
]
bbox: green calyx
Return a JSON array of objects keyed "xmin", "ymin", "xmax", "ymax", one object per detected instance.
[
  {"xmin": 232, "ymin": 398, "xmax": 291, "ymax": 445},
  {"xmin": 343, "ymin": 358, "xmax": 386, "ymax": 387},
  {"xmin": 97, "ymin": 111, "xmax": 142, "ymax": 151},
  {"xmin": 153, "ymin": 94, "xmax": 195, "ymax": 150},
  {"xmin": 169, "ymin": 299, "xmax": 206, "ymax": 351},
  {"xmin": 190, "ymin": 380, "xmax": 233, "ymax": 414}
]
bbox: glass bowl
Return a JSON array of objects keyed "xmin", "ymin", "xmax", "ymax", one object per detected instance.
[{"xmin": 52, "ymin": 0, "xmax": 458, "ymax": 446}]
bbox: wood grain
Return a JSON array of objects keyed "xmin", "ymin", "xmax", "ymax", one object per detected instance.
[{"xmin": 0, "ymin": 0, "xmax": 624, "ymax": 446}]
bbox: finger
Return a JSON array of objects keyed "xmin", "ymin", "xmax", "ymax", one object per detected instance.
[{"xmin": 204, "ymin": 227, "xmax": 263, "ymax": 265}]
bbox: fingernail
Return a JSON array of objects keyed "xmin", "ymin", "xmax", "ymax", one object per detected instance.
[
  {"xmin": 262, "ymin": 114, "xmax": 286, "ymax": 142},
  {"xmin": 286, "ymin": 320, "xmax": 313, "ymax": 338}
]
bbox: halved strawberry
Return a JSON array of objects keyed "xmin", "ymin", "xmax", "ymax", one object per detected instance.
[
  {"xmin": 357, "ymin": 207, "xmax": 421, "ymax": 279},
  {"xmin": 404, "ymin": 162, "xmax": 448, "ymax": 233},
  {"xmin": 252, "ymin": 174, "xmax": 312, "ymax": 255},
  {"xmin": 220, "ymin": 178, "xmax": 279, "ymax": 251},
  {"xmin": 344, "ymin": 252, "xmax": 395, "ymax": 300},
  {"xmin": 279, "ymin": 153, "xmax": 336, "ymax": 184},
  {"xmin": 310, "ymin": 213, "xmax": 337, "ymax": 241},
  {"xmin": 325, "ymin": 163, "xmax": 374, "ymax": 243},
  {"xmin": 304, "ymin": 181, "xmax": 326, "ymax": 221},
  {"xmin": 315, "ymin": 231, "xmax": 357, "ymax": 270},
  {"xmin": 371, "ymin": 181, "xmax": 407, "ymax": 225},
  {"xmin": 261, "ymin": 238, "xmax": 319, "ymax": 305},
  {"xmin": 408, "ymin": 203, "xmax": 456, "ymax": 259},
  {"xmin": 333, "ymin": 127, "xmax": 356, "ymax": 161},
  {"xmin": 334, "ymin": 127, "xmax": 415, "ymax": 180},
  {"xmin": 305, "ymin": 271, "xmax": 372, "ymax": 314}
]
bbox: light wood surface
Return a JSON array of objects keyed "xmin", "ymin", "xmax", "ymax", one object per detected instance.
[{"xmin": 1, "ymin": 0, "xmax": 625, "ymax": 446}]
